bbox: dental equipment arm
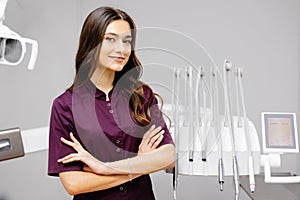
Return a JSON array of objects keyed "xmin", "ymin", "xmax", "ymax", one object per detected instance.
[
  {"xmin": 0, "ymin": 0, "xmax": 38, "ymax": 70},
  {"xmin": 261, "ymin": 154, "xmax": 300, "ymax": 183},
  {"xmin": 0, "ymin": 0, "xmax": 7, "ymax": 22},
  {"xmin": 23, "ymin": 38, "xmax": 38, "ymax": 70}
]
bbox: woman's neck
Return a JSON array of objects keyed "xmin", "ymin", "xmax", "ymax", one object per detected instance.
[{"xmin": 90, "ymin": 67, "xmax": 115, "ymax": 95}]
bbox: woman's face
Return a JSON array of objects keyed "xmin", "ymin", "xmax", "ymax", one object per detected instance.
[{"xmin": 99, "ymin": 19, "xmax": 132, "ymax": 72}]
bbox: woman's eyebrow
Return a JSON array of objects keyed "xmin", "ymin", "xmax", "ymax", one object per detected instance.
[
  {"xmin": 105, "ymin": 32, "xmax": 118, "ymax": 36},
  {"xmin": 105, "ymin": 32, "xmax": 132, "ymax": 38}
]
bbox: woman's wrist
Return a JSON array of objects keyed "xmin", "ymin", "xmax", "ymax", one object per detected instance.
[{"xmin": 101, "ymin": 162, "xmax": 114, "ymax": 175}]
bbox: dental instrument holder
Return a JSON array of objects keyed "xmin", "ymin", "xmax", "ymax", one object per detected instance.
[{"xmin": 165, "ymin": 62, "xmax": 261, "ymax": 199}]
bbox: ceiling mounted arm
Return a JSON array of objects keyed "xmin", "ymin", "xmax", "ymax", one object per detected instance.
[{"xmin": 0, "ymin": 0, "xmax": 8, "ymax": 23}]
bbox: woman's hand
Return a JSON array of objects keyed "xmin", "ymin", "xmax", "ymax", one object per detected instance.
[
  {"xmin": 57, "ymin": 132, "xmax": 108, "ymax": 174},
  {"xmin": 138, "ymin": 125, "xmax": 164, "ymax": 155}
]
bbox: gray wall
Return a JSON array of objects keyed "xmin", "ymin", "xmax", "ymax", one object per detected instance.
[{"xmin": 0, "ymin": 0, "xmax": 299, "ymax": 199}]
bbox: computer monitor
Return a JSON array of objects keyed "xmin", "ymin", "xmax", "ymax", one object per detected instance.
[{"xmin": 261, "ymin": 112, "xmax": 298, "ymax": 153}]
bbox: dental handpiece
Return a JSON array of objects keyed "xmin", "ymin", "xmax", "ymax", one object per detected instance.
[
  {"xmin": 233, "ymin": 156, "xmax": 240, "ymax": 200},
  {"xmin": 218, "ymin": 158, "xmax": 225, "ymax": 191},
  {"xmin": 173, "ymin": 153, "xmax": 178, "ymax": 199},
  {"xmin": 249, "ymin": 156, "xmax": 255, "ymax": 193}
]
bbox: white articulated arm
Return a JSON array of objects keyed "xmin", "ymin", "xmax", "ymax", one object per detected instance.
[
  {"xmin": 261, "ymin": 154, "xmax": 300, "ymax": 183},
  {"xmin": 21, "ymin": 126, "xmax": 49, "ymax": 154},
  {"xmin": 0, "ymin": 0, "xmax": 8, "ymax": 23}
]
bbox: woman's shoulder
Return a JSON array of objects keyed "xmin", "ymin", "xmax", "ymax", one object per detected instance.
[{"xmin": 52, "ymin": 89, "xmax": 73, "ymax": 109}]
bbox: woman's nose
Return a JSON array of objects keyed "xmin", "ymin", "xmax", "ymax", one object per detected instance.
[{"xmin": 115, "ymin": 40, "xmax": 126, "ymax": 52}]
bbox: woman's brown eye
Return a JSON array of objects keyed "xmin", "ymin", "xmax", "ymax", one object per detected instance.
[
  {"xmin": 123, "ymin": 40, "xmax": 132, "ymax": 45},
  {"xmin": 106, "ymin": 37, "xmax": 115, "ymax": 42}
]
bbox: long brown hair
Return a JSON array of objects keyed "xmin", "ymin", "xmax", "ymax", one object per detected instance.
[{"xmin": 69, "ymin": 6, "xmax": 164, "ymax": 126}]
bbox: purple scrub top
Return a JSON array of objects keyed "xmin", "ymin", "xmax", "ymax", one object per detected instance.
[{"xmin": 48, "ymin": 80, "xmax": 174, "ymax": 200}]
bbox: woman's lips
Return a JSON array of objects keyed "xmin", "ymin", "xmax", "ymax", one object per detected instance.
[{"xmin": 109, "ymin": 56, "xmax": 125, "ymax": 62}]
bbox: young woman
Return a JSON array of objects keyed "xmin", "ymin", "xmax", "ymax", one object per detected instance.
[{"xmin": 48, "ymin": 6, "xmax": 175, "ymax": 200}]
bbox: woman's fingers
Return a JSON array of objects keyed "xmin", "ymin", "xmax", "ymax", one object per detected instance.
[
  {"xmin": 138, "ymin": 125, "xmax": 165, "ymax": 154},
  {"xmin": 142, "ymin": 125, "xmax": 162, "ymax": 143},
  {"xmin": 60, "ymin": 137, "xmax": 75, "ymax": 147},
  {"xmin": 151, "ymin": 135, "xmax": 164, "ymax": 149},
  {"xmin": 59, "ymin": 133, "xmax": 87, "ymax": 163},
  {"xmin": 149, "ymin": 130, "xmax": 164, "ymax": 149},
  {"xmin": 141, "ymin": 125, "xmax": 155, "ymax": 140},
  {"xmin": 147, "ymin": 126, "xmax": 163, "ymax": 139},
  {"xmin": 58, "ymin": 133, "xmax": 107, "ymax": 174},
  {"xmin": 139, "ymin": 125, "xmax": 155, "ymax": 147},
  {"xmin": 60, "ymin": 132, "xmax": 83, "ymax": 152},
  {"xmin": 57, "ymin": 153, "xmax": 80, "ymax": 163},
  {"xmin": 70, "ymin": 132, "xmax": 81, "ymax": 145}
]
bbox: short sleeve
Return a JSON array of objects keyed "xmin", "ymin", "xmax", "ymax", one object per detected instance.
[
  {"xmin": 143, "ymin": 86, "xmax": 174, "ymax": 147},
  {"xmin": 48, "ymin": 98, "xmax": 83, "ymax": 177}
]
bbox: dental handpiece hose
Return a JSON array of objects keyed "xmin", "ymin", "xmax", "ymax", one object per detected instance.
[
  {"xmin": 184, "ymin": 67, "xmax": 192, "ymax": 161},
  {"xmin": 224, "ymin": 60, "xmax": 239, "ymax": 199},
  {"xmin": 172, "ymin": 68, "xmax": 180, "ymax": 199},
  {"xmin": 186, "ymin": 66, "xmax": 194, "ymax": 162},
  {"xmin": 212, "ymin": 67, "xmax": 224, "ymax": 191},
  {"xmin": 237, "ymin": 68, "xmax": 255, "ymax": 193}
]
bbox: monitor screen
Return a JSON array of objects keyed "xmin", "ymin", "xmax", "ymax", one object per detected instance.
[{"xmin": 261, "ymin": 112, "xmax": 298, "ymax": 153}]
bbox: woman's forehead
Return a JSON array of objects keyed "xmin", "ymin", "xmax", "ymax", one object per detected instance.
[{"xmin": 105, "ymin": 20, "xmax": 131, "ymax": 37}]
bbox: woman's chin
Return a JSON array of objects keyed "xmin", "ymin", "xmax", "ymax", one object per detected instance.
[{"xmin": 109, "ymin": 64, "xmax": 125, "ymax": 72}]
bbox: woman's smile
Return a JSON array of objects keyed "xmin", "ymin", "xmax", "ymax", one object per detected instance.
[{"xmin": 108, "ymin": 55, "xmax": 126, "ymax": 63}]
